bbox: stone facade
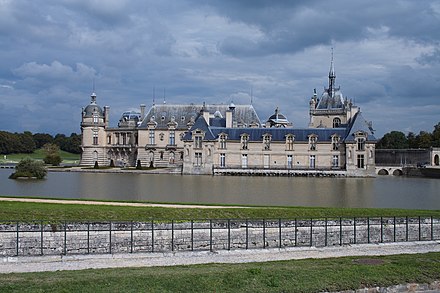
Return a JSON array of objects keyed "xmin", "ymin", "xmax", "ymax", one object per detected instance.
[{"xmin": 80, "ymin": 61, "xmax": 377, "ymax": 176}]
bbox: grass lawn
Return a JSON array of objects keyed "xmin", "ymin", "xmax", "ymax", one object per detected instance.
[
  {"xmin": 0, "ymin": 252, "xmax": 439, "ymax": 292},
  {"xmin": 0, "ymin": 149, "xmax": 80, "ymax": 164},
  {"xmin": 0, "ymin": 199, "xmax": 439, "ymax": 221}
]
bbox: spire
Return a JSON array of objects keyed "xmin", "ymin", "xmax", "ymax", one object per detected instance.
[
  {"xmin": 328, "ymin": 47, "xmax": 336, "ymax": 98},
  {"xmin": 91, "ymin": 79, "xmax": 97, "ymax": 104}
]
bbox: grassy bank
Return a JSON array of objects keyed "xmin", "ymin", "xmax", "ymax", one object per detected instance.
[
  {"xmin": 0, "ymin": 149, "xmax": 80, "ymax": 164},
  {"xmin": 1, "ymin": 252, "xmax": 439, "ymax": 292},
  {"xmin": 0, "ymin": 198, "xmax": 439, "ymax": 221}
]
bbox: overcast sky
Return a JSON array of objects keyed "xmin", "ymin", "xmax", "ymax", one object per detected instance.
[{"xmin": 1, "ymin": 0, "xmax": 439, "ymax": 137}]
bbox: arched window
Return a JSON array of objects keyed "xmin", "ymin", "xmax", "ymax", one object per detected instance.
[
  {"xmin": 333, "ymin": 117, "xmax": 341, "ymax": 128},
  {"xmin": 262, "ymin": 134, "xmax": 271, "ymax": 150},
  {"xmin": 309, "ymin": 135, "xmax": 317, "ymax": 151},
  {"xmin": 285, "ymin": 134, "xmax": 294, "ymax": 151},
  {"xmin": 241, "ymin": 134, "xmax": 249, "ymax": 150}
]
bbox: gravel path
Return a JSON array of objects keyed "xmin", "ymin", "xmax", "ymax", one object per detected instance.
[
  {"xmin": 0, "ymin": 197, "xmax": 247, "ymax": 209},
  {"xmin": 1, "ymin": 241, "xmax": 439, "ymax": 274}
]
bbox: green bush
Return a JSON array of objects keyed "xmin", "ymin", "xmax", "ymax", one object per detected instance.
[
  {"xmin": 43, "ymin": 154, "xmax": 62, "ymax": 166},
  {"xmin": 9, "ymin": 158, "xmax": 47, "ymax": 179}
]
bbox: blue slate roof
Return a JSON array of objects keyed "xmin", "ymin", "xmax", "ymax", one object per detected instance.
[{"xmin": 183, "ymin": 111, "xmax": 376, "ymax": 143}]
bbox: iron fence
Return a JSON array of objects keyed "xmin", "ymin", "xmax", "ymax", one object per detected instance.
[{"xmin": 0, "ymin": 216, "xmax": 438, "ymax": 257}]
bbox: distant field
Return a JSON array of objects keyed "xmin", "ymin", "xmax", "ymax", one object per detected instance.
[{"xmin": 0, "ymin": 149, "xmax": 80, "ymax": 164}]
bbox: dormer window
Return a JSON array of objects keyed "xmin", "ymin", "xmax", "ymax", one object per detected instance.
[
  {"xmin": 93, "ymin": 114, "xmax": 98, "ymax": 124},
  {"xmin": 285, "ymin": 134, "xmax": 294, "ymax": 151},
  {"xmin": 219, "ymin": 134, "xmax": 227, "ymax": 149},
  {"xmin": 333, "ymin": 117, "xmax": 341, "ymax": 128},
  {"xmin": 309, "ymin": 135, "xmax": 318, "ymax": 151},
  {"xmin": 241, "ymin": 134, "xmax": 249, "ymax": 150},
  {"xmin": 331, "ymin": 135, "xmax": 340, "ymax": 151},
  {"xmin": 194, "ymin": 130, "xmax": 203, "ymax": 149},
  {"xmin": 263, "ymin": 134, "xmax": 271, "ymax": 150}
]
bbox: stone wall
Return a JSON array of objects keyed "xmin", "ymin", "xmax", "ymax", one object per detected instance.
[{"xmin": 0, "ymin": 217, "xmax": 438, "ymax": 256}]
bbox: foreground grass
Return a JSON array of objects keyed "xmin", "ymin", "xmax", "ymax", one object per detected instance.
[
  {"xmin": 1, "ymin": 252, "xmax": 439, "ymax": 292},
  {"xmin": 0, "ymin": 149, "xmax": 80, "ymax": 164},
  {"xmin": 0, "ymin": 199, "xmax": 439, "ymax": 221}
]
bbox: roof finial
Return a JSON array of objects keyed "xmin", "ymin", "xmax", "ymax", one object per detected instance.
[
  {"xmin": 250, "ymin": 86, "xmax": 253, "ymax": 105},
  {"xmin": 328, "ymin": 47, "xmax": 336, "ymax": 98},
  {"xmin": 163, "ymin": 88, "xmax": 166, "ymax": 104},
  {"xmin": 152, "ymin": 86, "xmax": 156, "ymax": 106}
]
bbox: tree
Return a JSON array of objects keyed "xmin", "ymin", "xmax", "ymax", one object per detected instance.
[
  {"xmin": 416, "ymin": 131, "xmax": 433, "ymax": 149},
  {"xmin": 432, "ymin": 122, "xmax": 440, "ymax": 147},
  {"xmin": 376, "ymin": 131, "xmax": 409, "ymax": 149},
  {"xmin": 43, "ymin": 143, "xmax": 62, "ymax": 166},
  {"xmin": 9, "ymin": 158, "xmax": 47, "ymax": 179},
  {"xmin": 33, "ymin": 133, "xmax": 54, "ymax": 149}
]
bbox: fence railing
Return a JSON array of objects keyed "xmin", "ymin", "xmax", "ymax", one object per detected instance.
[{"xmin": 0, "ymin": 217, "xmax": 438, "ymax": 257}]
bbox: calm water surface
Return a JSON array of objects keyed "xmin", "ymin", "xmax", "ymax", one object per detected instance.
[{"xmin": 0, "ymin": 169, "xmax": 439, "ymax": 209}]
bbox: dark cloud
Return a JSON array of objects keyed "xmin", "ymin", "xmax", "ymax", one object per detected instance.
[{"xmin": 0, "ymin": 0, "xmax": 439, "ymax": 137}]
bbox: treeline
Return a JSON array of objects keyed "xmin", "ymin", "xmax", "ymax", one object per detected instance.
[
  {"xmin": 0, "ymin": 131, "xmax": 81, "ymax": 155},
  {"xmin": 377, "ymin": 122, "xmax": 440, "ymax": 149}
]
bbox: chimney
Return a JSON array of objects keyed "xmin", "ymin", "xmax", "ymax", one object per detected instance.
[
  {"xmin": 226, "ymin": 110, "xmax": 232, "ymax": 128},
  {"xmin": 140, "ymin": 104, "xmax": 146, "ymax": 120},
  {"xmin": 104, "ymin": 106, "xmax": 110, "ymax": 128}
]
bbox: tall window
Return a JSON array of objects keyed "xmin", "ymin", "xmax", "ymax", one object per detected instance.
[
  {"xmin": 194, "ymin": 136, "xmax": 202, "ymax": 149},
  {"xmin": 241, "ymin": 154, "xmax": 248, "ymax": 168},
  {"xmin": 149, "ymin": 130, "xmax": 155, "ymax": 145},
  {"xmin": 169, "ymin": 130, "xmax": 175, "ymax": 145},
  {"xmin": 357, "ymin": 137, "xmax": 366, "ymax": 151},
  {"xmin": 220, "ymin": 153, "xmax": 226, "ymax": 167},
  {"xmin": 122, "ymin": 133, "xmax": 127, "ymax": 145},
  {"xmin": 116, "ymin": 133, "xmax": 120, "ymax": 145},
  {"xmin": 93, "ymin": 131, "xmax": 98, "ymax": 145},
  {"xmin": 309, "ymin": 155, "xmax": 316, "ymax": 169},
  {"xmin": 357, "ymin": 154, "xmax": 365, "ymax": 168},
  {"xmin": 107, "ymin": 135, "xmax": 111, "ymax": 145},
  {"xmin": 287, "ymin": 155, "xmax": 293, "ymax": 168},
  {"xmin": 263, "ymin": 134, "xmax": 271, "ymax": 150},
  {"xmin": 309, "ymin": 135, "xmax": 317, "ymax": 151},
  {"xmin": 195, "ymin": 152, "xmax": 202, "ymax": 167},
  {"xmin": 332, "ymin": 135, "xmax": 340, "ymax": 151},
  {"xmin": 332, "ymin": 155, "xmax": 339, "ymax": 168},
  {"xmin": 241, "ymin": 134, "xmax": 249, "ymax": 150},
  {"xmin": 333, "ymin": 117, "xmax": 341, "ymax": 128},
  {"xmin": 93, "ymin": 114, "xmax": 98, "ymax": 124},
  {"xmin": 219, "ymin": 134, "xmax": 227, "ymax": 149},
  {"xmin": 286, "ymin": 134, "xmax": 294, "ymax": 151}
]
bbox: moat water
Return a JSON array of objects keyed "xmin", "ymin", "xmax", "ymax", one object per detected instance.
[{"xmin": 0, "ymin": 169, "xmax": 439, "ymax": 209}]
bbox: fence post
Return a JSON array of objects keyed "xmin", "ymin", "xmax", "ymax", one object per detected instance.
[
  {"xmin": 294, "ymin": 218, "xmax": 297, "ymax": 247},
  {"xmin": 353, "ymin": 217, "xmax": 356, "ymax": 244},
  {"xmin": 325, "ymin": 218, "xmax": 327, "ymax": 247},
  {"xmin": 87, "ymin": 222, "xmax": 90, "ymax": 254},
  {"xmin": 227, "ymin": 219, "xmax": 231, "ymax": 251},
  {"xmin": 246, "ymin": 219, "xmax": 249, "ymax": 250},
  {"xmin": 339, "ymin": 218, "xmax": 342, "ymax": 246},
  {"xmin": 130, "ymin": 221, "xmax": 133, "ymax": 253},
  {"xmin": 171, "ymin": 220, "xmax": 174, "ymax": 252},
  {"xmin": 310, "ymin": 218, "xmax": 313, "ymax": 247},
  {"xmin": 367, "ymin": 217, "xmax": 370, "ymax": 244},
  {"xmin": 64, "ymin": 221, "xmax": 67, "ymax": 255},
  {"xmin": 151, "ymin": 219, "xmax": 154, "ymax": 253},
  {"xmin": 380, "ymin": 217, "xmax": 383, "ymax": 243},
  {"xmin": 263, "ymin": 219, "xmax": 266, "ymax": 249},
  {"xmin": 109, "ymin": 221, "xmax": 112, "ymax": 254},
  {"xmin": 191, "ymin": 220, "xmax": 194, "ymax": 251},
  {"xmin": 418, "ymin": 216, "xmax": 421, "ymax": 241},
  {"xmin": 16, "ymin": 221, "xmax": 19, "ymax": 256},
  {"xmin": 393, "ymin": 217, "xmax": 396, "ymax": 242},
  {"xmin": 209, "ymin": 219, "xmax": 213, "ymax": 252},
  {"xmin": 431, "ymin": 216, "xmax": 434, "ymax": 240},
  {"xmin": 406, "ymin": 216, "xmax": 408, "ymax": 242},
  {"xmin": 278, "ymin": 218, "xmax": 282, "ymax": 249},
  {"xmin": 40, "ymin": 220, "xmax": 43, "ymax": 256}
]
